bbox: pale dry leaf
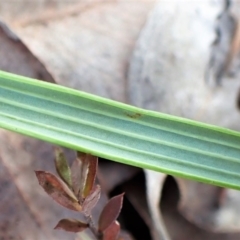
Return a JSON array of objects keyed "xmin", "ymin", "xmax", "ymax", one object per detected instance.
[
  {"xmin": 177, "ymin": 178, "xmax": 240, "ymax": 233},
  {"xmin": 11, "ymin": 0, "xmax": 155, "ymax": 102},
  {"xmin": 145, "ymin": 170, "xmax": 169, "ymax": 240},
  {"xmin": 177, "ymin": 179, "xmax": 223, "ymax": 231},
  {"xmin": 214, "ymin": 189, "xmax": 240, "ymax": 232},
  {"xmin": 160, "ymin": 176, "xmax": 240, "ymax": 239},
  {"xmin": 0, "ymin": 0, "xmax": 87, "ymax": 25},
  {"xmin": 127, "ymin": 0, "xmax": 240, "ymax": 128}
]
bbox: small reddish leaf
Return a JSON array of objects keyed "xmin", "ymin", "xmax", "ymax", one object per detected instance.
[
  {"xmin": 35, "ymin": 171, "xmax": 81, "ymax": 211},
  {"xmin": 78, "ymin": 152, "xmax": 98, "ymax": 198},
  {"xmin": 54, "ymin": 218, "xmax": 89, "ymax": 232},
  {"xmin": 54, "ymin": 147, "xmax": 72, "ymax": 187},
  {"xmin": 71, "ymin": 157, "xmax": 81, "ymax": 196},
  {"xmin": 71, "ymin": 152, "xmax": 98, "ymax": 199},
  {"xmin": 82, "ymin": 185, "xmax": 101, "ymax": 216},
  {"xmin": 103, "ymin": 221, "xmax": 120, "ymax": 240},
  {"xmin": 98, "ymin": 193, "xmax": 124, "ymax": 232},
  {"xmin": 77, "ymin": 152, "xmax": 89, "ymax": 198},
  {"xmin": 82, "ymin": 153, "xmax": 98, "ymax": 198}
]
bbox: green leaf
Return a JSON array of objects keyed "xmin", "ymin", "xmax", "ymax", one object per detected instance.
[
  {"xmin": 1, "ymin": 70, "xmax": 240, "ymax": 189},
  {"xmin": 54, "ymin": 147, "xmax": 72, "ymax": 187}
]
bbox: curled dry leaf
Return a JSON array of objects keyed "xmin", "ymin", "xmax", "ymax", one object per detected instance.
[
  {"xmin": 54, "ymin": 147, "xmax": 72, "ymax": 187},
  {"xmin": 98, "ymin": 193, "xmax": 124, "ymax": 232},
  {"xmin": 102, "ymin": 221, "xmax": 120, "ymax": 240},
  {"xmin": 54, "ymin": 218, "xmax": 89, "ymax": 233},
  {"xmin": 35, "ymin": 171, "xmax": 82, "ymax": 211},
  {"xmin": 82, "ymin": 185, "xmax": 101, "ymax": 216}
]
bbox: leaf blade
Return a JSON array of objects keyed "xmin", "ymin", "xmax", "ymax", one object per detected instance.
[
  {"xmin": 35, "ymin": 171, "xmax": 81, "ymax": 211},
  {"xmin": 77, "ymin": 152, "xmax": 98, "ymax": 198},
  {"xmin": 54, "ymin": 219, "xmax": 88, "ymax": 232},
  {"xmin": 103, "ymin": 221, "xmax": 120, "ymax": 240},
  {"xmin": 82, "ymin": 185, "xmax": 101, "ymax": 216},
  {"xmin": 54, "ymin": 147, "xmax": 72, "ymax": 187},
  {"xmin": 1, "ymin": 71, "xmax": 240, "ymax": 190},
  {"xmin": 98, "ymin": 193, "xmax": 124, "ymax": 232},
  {"xmin": 71, "ymin": 156, "xmax": 82, "ymax": 197}
]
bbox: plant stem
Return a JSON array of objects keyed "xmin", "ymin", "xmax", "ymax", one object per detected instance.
[{"xmin": 85, "ymin": 215, "xmax": 102, "ymax": 240}]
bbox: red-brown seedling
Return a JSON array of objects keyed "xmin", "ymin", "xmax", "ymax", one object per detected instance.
[{"xmin": 35, "ymin": 147, "xmax": 125, "ymax": 239}]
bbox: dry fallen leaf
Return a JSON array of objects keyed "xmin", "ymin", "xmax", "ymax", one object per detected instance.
[
  {"xmin": 160, "ymin": 176, "xmax": 240, "ymax": 240},
  {"xmin": 145, "ymin": 170, "xmax": 169, "ymax": 240},
  {"xmin": 0, "ymin": 21, "xmax": 55, "ymax": 82},
  {"xmin": 8, "ymin": 0, "xmax": 155, "ymax": 102},
  {"xmin": 177, "ymin": 179, "xmax": 240, "ymax": 233},
  {"xmin": 177, "ymin": 179, "xmax": 223, "ymax": 231}
]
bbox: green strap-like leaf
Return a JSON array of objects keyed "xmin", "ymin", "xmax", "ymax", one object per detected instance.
[{"xmin": 1, "ymin": 71, "xmax": 240, "ymax": 189}]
